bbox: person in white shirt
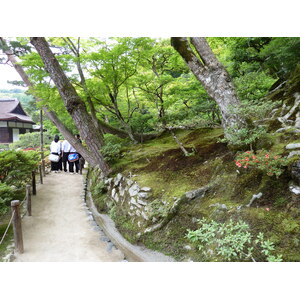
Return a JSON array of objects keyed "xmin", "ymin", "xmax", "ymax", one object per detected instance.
[
  {"xmin": 69, "ymin": 142, "xmax": 80, "ymax": 174},
  {"xmin": 61, "ymin": 139, "xmax": 71, "ymax": 172},
  {"xmin": 50, "ymin": 135, "xmax": 61, "ymax": 172}
]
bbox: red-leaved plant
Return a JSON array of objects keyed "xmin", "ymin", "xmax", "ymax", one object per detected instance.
[{"xmin": 235, "ymin": 150, "xmax": 288, "ymax": 177}]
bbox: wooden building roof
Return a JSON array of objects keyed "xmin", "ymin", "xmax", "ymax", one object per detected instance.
[{"xmin": 0, "ymin": 98, "xmax": 35, "ymax": 124}]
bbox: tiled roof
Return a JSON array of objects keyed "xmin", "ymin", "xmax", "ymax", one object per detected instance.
[{"xmin": 0, "ymin": 98, "xmax": 35, "ymax": 124}]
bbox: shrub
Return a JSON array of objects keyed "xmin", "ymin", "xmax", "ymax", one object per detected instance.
[
  {"xmin": 0, "ymin": 150, "xmax": 39, "ymax": 186},
  {"xmin": 235, "ymin": 150, "xmax": 288, "ymax": 177},
  {"xmin": 187, "ymin": 218, "xmax": 283, "ymax": 262},
  {"xmin": 0, "ymin": 183, "xmax": 15, "ymax": 215},
  {"xmin": 100, "ymin": 134, "xmax": 129, "ymax": 162},
  {"xmin": 9, "ymin": 131, "xmax": 52, "ymax": 150}
]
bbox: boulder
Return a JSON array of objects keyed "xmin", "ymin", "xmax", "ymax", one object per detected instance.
[
  {"xmin": 129, "ymin": 184, "xmax": 140, "ymax": 197},
  {"xmin": 185, "ymin": 186, "xmax": 208, "ymax": 200},
  {"xmin": 114, "ymin": 173, "xmax": 123, "ymax": 186},
  {"xmin": 140, "ymin": 187, "xmax": 152, "ymax": 192},
  {"xmin": 291, "ymin": 161, "xmax": 300, "ymax": 185},
  {"xmin": 137, "ymin": 199, "xmax": 148, "ymax": 206},
  {"xmin": 288, "ymin": 151, "xmax": 300, "ymax": 159},
  {"xmin": 138, "ymin": 192, "xmax": 149, "ymax": 199},
  {"xmin": 141, "ymin": 211, "xmax": 149, "ymax": 220},
  {"xmin": 286, "ymin": 143, "xmax": 300, "ymax": 150}
]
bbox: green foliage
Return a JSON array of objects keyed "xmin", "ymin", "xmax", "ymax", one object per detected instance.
[
  {"xmin": 222, "ymin": 125, "xmax": 267, "ymax": 149},
  {"xmin": 235, "ymin": 150, "xmax": 288, "ymax": 177},
  {"xmin": 100, "ymin": 134, "xmax": 129, "ymax": 162},
  {"xmin": 0, "ymin": 150, "xmax": 39, "ymax": 186},
  {"xmin": 0, "ymin": 183, "xmax": 15, "ymax": 215},
  {"xmin": 234, "ymin": 71, "xmax": 276, "ymax": 102},
  {"xmin": 259, "ymin": 37, "xmax": 300, "ymax": 79},
  {"xmin": 221, "ymin": 100, "xmax": 280, "ymax": 148},
  {"xmin": 187, "ymin": 218, "xmax": 282, "ymax": 262},
  {"xmin": 9, "ymin": 131, "xmax": 53, "ymax": 150}
]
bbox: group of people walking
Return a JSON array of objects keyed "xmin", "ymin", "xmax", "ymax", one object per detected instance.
[{"xmin": 50, "ymin": 134, "xmax": 84, "ymax": 174}]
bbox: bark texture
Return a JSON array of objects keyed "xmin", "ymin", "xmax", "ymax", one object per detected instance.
[{"xmin": 171, "ymin": 37, "xmax": 246, "ymax": 135}]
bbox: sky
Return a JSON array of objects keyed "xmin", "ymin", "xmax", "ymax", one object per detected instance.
[{"xmin": 0, "ymin": 62, "xmax": 24, "ymax": 90}]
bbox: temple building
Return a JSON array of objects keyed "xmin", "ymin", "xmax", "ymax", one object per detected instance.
[{"xmin": 0, "ymin": 98, "xmax": 35, "ymax": 143}]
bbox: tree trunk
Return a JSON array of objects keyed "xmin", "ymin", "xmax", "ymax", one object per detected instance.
[
  {"xmin": 30, "ymin": 37, "xmax": 111, "ymax": 175},
  {"xmin": 171, "ymin": 37, "xmax": 246, "ymax": 137}
]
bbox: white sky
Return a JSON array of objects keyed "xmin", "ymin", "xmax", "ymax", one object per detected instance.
[{"xmin": 0, "ymin": 62, "xmax": 24, "ymax": 90}]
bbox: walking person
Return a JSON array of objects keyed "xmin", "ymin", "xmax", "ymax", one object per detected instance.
[
  {"xmin": 61, "ymin": 139, "xmax": 71, "ymax": 172},
  {"xmin": 68, "ymin": 143, "xmax": 80, "ymax": 174},
  {"xmin": 50, "ymin": 135, "xmax": 61, "ymax": 173}
]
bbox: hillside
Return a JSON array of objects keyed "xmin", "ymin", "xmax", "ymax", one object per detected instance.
[{"xmin": 88, "ymin": 65, "xmax": 300, "ymax": 262}]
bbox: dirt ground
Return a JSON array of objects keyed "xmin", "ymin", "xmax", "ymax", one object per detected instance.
[{"xmin": 13, "ymin": 171, "xmax": 125, "ymax": 262}]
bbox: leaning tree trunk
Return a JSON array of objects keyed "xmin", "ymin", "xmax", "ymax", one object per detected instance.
[
  {"xmin": 171, "ymin": 37, "xmax": 247, "ymax": 137},
  {"xmin": 30, "ymin": 37, "xmax": 111, "ymax": 175},
  {"xmin": 0, "ymin": 37, "xmax": 106, "ymax": 169}
]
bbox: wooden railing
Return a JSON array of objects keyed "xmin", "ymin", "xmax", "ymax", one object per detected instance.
[{"xmin": 0, "ymin": 161, "xmax": 46, "ymax": 254}]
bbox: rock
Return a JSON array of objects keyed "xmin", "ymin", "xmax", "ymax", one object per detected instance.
[
  {"xmin": 120, "ymin": 188, "xmax": 125, "ymax": 197},
  {"xmin": 135, "ymin": 210, "xmax": 141, "ymax": 216},
  {"xmin": 111, "ymin": 188, "xmax": 116, "ymax": 199},
  {"xmin": 114, "ymin": 173, "xmax": 123, "ymax": 186},
  {"xmin": 184, "ymin": 245, "xmax": 192, "ymax": 251},
  {"xmin": 137, "ymin": 221, "xmax": 141, "ymax": 228},
  {"xmin": 114, "ymin": 193, "xmax": 119, "ymax": 203},
  {"xmin": 126, "ymin": 179, "xmax": 134, "ymax": 187},
  {"xmin": 291, "ymin": 161, "xmax": 300, "ymax": 185},
  {"xmin": 106, "ymin": 241, "xmax": 115, "ymax": 252},
  {"xmin": 129, "ymin": 184, "xmax": 140, "ymax": 197},
  {"xmin": 137, "ymin": 199, "xmax": 147, "ymax": 206},
  {"xmin": 246, "ymin": 192, "xmax": 263, "ymax": 207},
  {"xmin": 286, "ymin": 143, "xmax": 300, "ymax": 150},
  {"xmin": 152, "ymin": 217, "xmax": 158, "ymax": 223},
  {"xmin": 138, "ymin": 192, "xmax": 149, "ymax": 199},
  {"xmin": 130, "ymin": 198, "xmax": 138, "ymax": 205},
  {"xmin": 100, "ymin": 236, "xmax": 110, "ymax": 242},
  {"xmin": 276, "ymin": 126, "xmax": 292, "ymax": 133},
  {"xmin": 140, "ymin": 187, "xmax": 152, "ymax": 192},
  {"xmin": 209, "ymin": 203, "xmax": 228, "ymax": 210},
  {"xmin": 104, "ymin": 178, "xmax": 113, "ymax": 186},
  {"xmin": 185, "ymin": 186, "xmax": 208, "ymax": 200},
  {"xmin": 141, "ymin": 211, "xmax": 149, "ymax": 220},
  {"xmin": 192, "ymin": 217, "xmax": 198, "ymax": 223},
  {"xmin": 290, "ymin": 185, "xmax": 300, "ymax": 195},
  {"xmin": 288, "ymin": 151, "xmax": 300, "ymax": 159}
]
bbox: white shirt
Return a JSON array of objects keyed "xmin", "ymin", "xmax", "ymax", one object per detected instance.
[
  {"xmin": 50, "ymin": 141, "xmax": 61, "ymax": 154},
  {"xmin": 62, "ymin": 140, "xmax": 71, "ymax": 152},
  {"xmin": 69, "ymin": 144, "xmax": 77, "ymax": 152}
]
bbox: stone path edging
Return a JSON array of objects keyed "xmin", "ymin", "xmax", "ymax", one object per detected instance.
[{"xmin": 84, "ymin": 176, "xmax": 175, "ymax": 262}]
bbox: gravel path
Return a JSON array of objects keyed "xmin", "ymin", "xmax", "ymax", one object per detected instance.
[{"xmin": 14, "ymin": 171, "xmax": 125, "ymax": 262}]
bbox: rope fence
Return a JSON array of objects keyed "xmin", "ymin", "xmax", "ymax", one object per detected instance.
[
  {"xmin": 0, "ymin": 193, "xmax": 26, "ymax": 246},
  {"xmin": 0, "ymin": 211, "xmax": 15, "ymax": 246},
  {"xmin": 0, "ymin": 160, "xmax": 46, "ymax": 253}
]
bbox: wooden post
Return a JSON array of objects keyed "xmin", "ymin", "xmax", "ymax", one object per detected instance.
[
  {"xmin": 39, "ymin": 164, "xmax": 43, "ymax": 184},
  {"xmin": 26, "ymin": 184, "xmax": 32, "ymax": 216},
  {"xmin": 42, "ymin": 159, "xmax": 46, "ymax": 177},
  {"xmin": 11, "ymin": 200, "xmax": 24, "ymax": 254},
  {"xmin": 40, "ymin": 109, "xmax": 46, "ymax": 177},
  {"xmin": 32, "ymin": 171, "xmax": 36, "ymax": 195}
]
